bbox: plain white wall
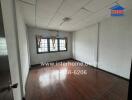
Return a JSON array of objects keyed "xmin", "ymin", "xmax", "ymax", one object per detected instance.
[
  {"xmin": 28, "ymin": 27, "xmax": 73, "ymax": 65},
  {"xmin": 16, "ymin": 1, "xmax": 30, "ymax": 96},
  {"xmin": 73, "ymin": 24, "xmax": 98, "ymax": 67},
  {"xmin": 98, "ymin": 9, "xmax": 132, "ymax": 79},
  {"xmin": 1, "ymin": 0, "xmax": 22, "ymax": 99},
  {"xmin": 73, "ymin": 10, "xmax": 132, "ymax": 79}
]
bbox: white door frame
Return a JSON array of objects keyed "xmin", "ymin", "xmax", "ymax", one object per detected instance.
[{"xmin": 1, "ymin": 0, "xmax": 23, "ymax": 100}]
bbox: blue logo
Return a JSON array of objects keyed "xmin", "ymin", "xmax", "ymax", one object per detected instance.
[{"xmin": 111, "ymin": 4, "xmax": 125, "ymax": 16}]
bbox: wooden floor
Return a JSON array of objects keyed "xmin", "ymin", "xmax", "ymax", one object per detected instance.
[{"xmin": 26, "ymin": 60, "xmax": 129, "ymax": 100}]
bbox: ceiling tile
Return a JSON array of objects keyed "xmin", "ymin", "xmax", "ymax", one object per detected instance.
[
  {"xmin": 70, "ymin": 9, "xmax": 91, "ymax": 23},
  {"xmin": 57, "ymin": 0, "xmax": 90, "ymax": 16},
  {"xmin": 84, "ymin": 0, "xmax": 117, "ymax": 12},
  {"xmin": 48, "ymin": 0, "xmax": 91, "ymax": 29},
  {"xmin": 48, "ymin": 13, "xmax": 64, "ymax": 28},
  {"xmin": 62, "ymin": 9, "xmax": 91, "ymax": 27},
  {"xmin": 118, "ymin": 0, "xmax": 132, "ymax": 10},
  {"xmin": 67, "ymin": 5, "xmax": 112, "ymax": 31},
  {"xmin": 36, "ymin": 0, "xmax": 62, "ymax": 27}
]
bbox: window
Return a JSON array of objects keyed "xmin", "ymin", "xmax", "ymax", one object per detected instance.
[{"xmin": 36, "ymin": 37, "xmax": 67, "ymax": 54}]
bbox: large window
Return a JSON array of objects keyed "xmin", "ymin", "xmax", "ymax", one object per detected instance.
[{"xmin": 36, "ymin": 37, "xmax": 67, "ymax": 54}]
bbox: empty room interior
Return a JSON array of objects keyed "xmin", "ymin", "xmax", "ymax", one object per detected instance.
[{"xmin": 0, "ymin": 0, "xmax": 132, "ymax": 100}]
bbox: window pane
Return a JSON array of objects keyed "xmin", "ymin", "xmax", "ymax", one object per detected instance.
[
  {"xmin": 0, "ymin": 37, "xmax": 8, "ymax": 55},
  {"xmin": 50, "ymin": 39, "xmax": 58, "ymax": 51},
  {"xmin": 60, "ymin": 46, "xmax": 66, "ymax": 50},
  {"xmin": 37, "ymin": 38, "xmax": 48, "ymax": 53},
  {"xmin": 59, "ymin": 39, "xmax": 67, "ymax": 51},
  {"xmin": 38, "ymin": 48, "xmax": 42, "ymax": 52}
]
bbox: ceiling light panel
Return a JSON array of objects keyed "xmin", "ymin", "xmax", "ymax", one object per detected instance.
[
  {"xmin": 84, "ymin": 0, "xmax": 117, "ymax": 12},
  {"xmin": 63, "ymin": 9, "xmax": 91, "ymax": 26}
]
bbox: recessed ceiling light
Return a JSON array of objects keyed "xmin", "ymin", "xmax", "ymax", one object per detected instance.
[
  {"xmin": 63, "ymin": 17, "xmax": 72, "ymax": 22},
  {"xmin": 60, "ymin": 17, "xmax": 72, "ymax": 26}
]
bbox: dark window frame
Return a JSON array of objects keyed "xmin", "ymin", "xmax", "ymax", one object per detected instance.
[{"xmin": 36, "ymin": 37, "xmax": 67, "ymax": 54}]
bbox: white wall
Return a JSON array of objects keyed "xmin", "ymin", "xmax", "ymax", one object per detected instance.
[
  {"xmin": 98, "ymin": 9, "xmax": 132, "ymax": 79},
  {"xmin": 1, "ymin": 0, "xmax": 22, "ymax": 100},
  {"xmin": 73, "ymin": 10, "xmax": 132, "ymax": 79},
  {"xmin": 15, "ymin": 1, "xmax": 30, "ymax": 96},
  {"xmin": 73, "ymin": 24, "xmax": 98, "ymax": 67},
  {"xmin": 28, "ymin": 27, "xmax": 73, "ymax": 65}
]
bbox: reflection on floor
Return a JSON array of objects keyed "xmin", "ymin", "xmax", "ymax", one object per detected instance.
[{"xmin": 26, "ymin": 60, "xmax": 129, "ymax": 100}]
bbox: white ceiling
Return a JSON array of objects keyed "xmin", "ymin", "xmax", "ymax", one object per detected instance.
[{"xmin": 18, "ymin": 0, "xmax": 132, "ymax": 32}]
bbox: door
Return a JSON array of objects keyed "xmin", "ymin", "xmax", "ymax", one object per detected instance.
[
  {"xmin": 0, "ymin": 2, "xmax": 16, "ymax": 100},
  {"xmin": 128, "ymin": 60, "xmax": 132, "ymax": 100}
]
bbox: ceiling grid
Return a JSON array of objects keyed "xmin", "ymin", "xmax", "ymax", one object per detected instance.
[{"xmin": 18, "ymin": 0, "xmax": 132, "ymax": 31}]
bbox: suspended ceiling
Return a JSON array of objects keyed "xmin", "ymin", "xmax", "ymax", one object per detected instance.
[{"xmin": 18, "ymin": 0, "xmax": 132, "ymax": 32}]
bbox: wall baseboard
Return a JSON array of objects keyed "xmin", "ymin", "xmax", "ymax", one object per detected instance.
[
  {"xmin": 97, "ymin": 67, "xmax": 129, "ymax": 81},
  {"xmin": 73, "ymin": 59, "xmax": 129, "ymax": 81}
]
